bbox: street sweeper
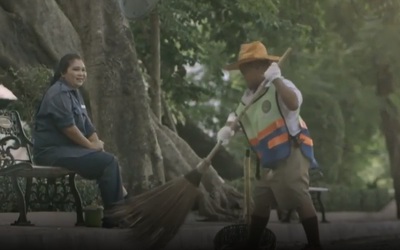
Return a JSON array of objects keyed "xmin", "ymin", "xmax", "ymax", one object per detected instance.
[{"xmin": 217, "ymin": 41, "xmax": 322, "ymax": 250}]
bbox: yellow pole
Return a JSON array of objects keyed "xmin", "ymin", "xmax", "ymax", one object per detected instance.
[{"xmin": 244, "ymin": 149, "xmax": 252, "ymax": 224}]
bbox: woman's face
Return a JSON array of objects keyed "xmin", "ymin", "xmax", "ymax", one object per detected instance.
[{"xmin": 62, "ymin": 59, "xmax": 87, "ymax": 88}]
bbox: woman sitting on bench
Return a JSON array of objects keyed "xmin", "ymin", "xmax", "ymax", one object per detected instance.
[{"xmin": 32, "ymin": 53, "xmax": 126, "ymax": 228}]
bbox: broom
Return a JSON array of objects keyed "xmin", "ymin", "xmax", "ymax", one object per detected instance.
[{"xmin": 110, "ymin": 47, "xmax": 292, "ymax": 250}]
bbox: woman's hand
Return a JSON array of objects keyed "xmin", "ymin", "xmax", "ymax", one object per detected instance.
[{"xmin": 89, "ymin": 140, "xmax": 104, "ymax": 151}]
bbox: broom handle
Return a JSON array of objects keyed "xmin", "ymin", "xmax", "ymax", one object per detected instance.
[
  {"xmin": 197, "ymin": 47, "xmax": 292, "ymax": 172},
  {"xmin": 244, "ymin": 149, "xmax": 251, "ymax": 224}
]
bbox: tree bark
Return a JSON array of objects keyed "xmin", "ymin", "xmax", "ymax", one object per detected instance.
[
  {"xmin": 0, "ymin": 0, "xmax": 81, "ymax": 76},
  {"xmin": 176, "ymin": 120, "xmax": 243, "ymax": 180},
  {"xmin": 161, "ymin": 93, "xmax": 177, "ymax": 132},
  {"xmin": 148, "ymin": 8, "xmax": 162, "ymax": 123},
  {"xmin": 154, "ymin": 119, "xmax": 242, "ymax": 219},
  {"xmin": 148, "ymin": 8, "xmax": 165, "ymax": 184},
  {"xmin": 376, "ymin": 63, "xmax": 400, "ymax": 219}
]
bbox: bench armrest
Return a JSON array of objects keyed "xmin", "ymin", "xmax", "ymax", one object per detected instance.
[
  {"xmin": 0, "ymin": 135, "xmax": 21, "ymax": 151},
  {"xmin": 0, "ymin": 135, "xmax": 24, "ymax": 173},
  {"xmin": 17, "ymin": 128, "xmax": 33, "ymax": 147}
]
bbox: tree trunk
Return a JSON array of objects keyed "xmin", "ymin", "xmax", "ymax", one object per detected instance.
[
  {"xmin": 0, "ymin": 0, "xmax": 242, "ymax": 220},
  {"xmin": 176, "ymin": 120, "xmax": 243, "ymax": 180},
  {"xmin": 376, "ymin": 63, "xmax": 400, "ymax": 219},
  {"xmin": 0, "ymin": 0, "xmax": 81, "ymax": 76},
  {"xmin": 148, "ymin": 8, "xmax": 162, "ymax": 123},
  {"xmin": 161, "ymin": 93, "xmax": 177, "ymax": 132},
  {"xmin": 148, "ymin": 7, "xmax": 165, "ymax": 184},
  {"xmin": 153, "ymin": 118, "xmax": 242, "ymax": 219}
]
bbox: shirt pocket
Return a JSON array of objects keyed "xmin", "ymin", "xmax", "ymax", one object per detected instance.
[{"xmin": 72, "ymin": 106, "xmax": 85, "ymax": 131}]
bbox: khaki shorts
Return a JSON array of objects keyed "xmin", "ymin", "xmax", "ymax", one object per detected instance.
[{"xmin": 252, "ymin": 144, "xmax": 311, "ymax": 216}]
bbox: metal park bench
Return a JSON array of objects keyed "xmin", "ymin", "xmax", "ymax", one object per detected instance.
[{"xmin": 0, "ymin": 109, "xmax": 84, "ymax": 226}]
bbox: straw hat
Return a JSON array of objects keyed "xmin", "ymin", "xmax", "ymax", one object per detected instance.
[{"xmin": 224, "ymin": 41, "xmax": 280, "ymax": 70}]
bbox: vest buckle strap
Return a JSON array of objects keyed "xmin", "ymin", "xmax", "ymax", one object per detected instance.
[
  {"xmin": 291, "ymin": 133, "xmax": 314, "ymax": 147},
  {"xmin": 291, "ymin": 134, "xmax": 303, "ymax": 147}
]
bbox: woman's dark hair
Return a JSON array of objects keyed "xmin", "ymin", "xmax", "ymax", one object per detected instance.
[{"xmin": 49, "ymin": 53, "xmax": 82, "ymax": 86}]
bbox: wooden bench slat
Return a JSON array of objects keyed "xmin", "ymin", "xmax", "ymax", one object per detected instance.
[
  {"xmin": 0, "ymin": 162, "xmax": 32, "ymax": 176},
  {"xmin": 13, "ymin": 164, "xmax": 75, "ymax": 178}
]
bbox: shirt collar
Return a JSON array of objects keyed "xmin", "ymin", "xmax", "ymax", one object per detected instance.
[{"xmin": 58, "ymin": 79, "xmax": 78, "ymax": 93}]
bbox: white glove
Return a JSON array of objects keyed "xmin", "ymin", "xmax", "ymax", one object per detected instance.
[
  {"xmin": 263, "ymin": 62, "xmax": 281, "ymax": 86},
  {"xmin": 217, "ymin": 126, "xmax": 235, "ymax": 145},
  {"xmin": 227, "ymin": 112, "xmax": 237, "ymax": 122}
]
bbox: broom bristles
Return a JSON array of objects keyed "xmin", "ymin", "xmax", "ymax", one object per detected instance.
[{"xmin": 110, "ymin": 173, "xmax": 202, "ymax": 250}]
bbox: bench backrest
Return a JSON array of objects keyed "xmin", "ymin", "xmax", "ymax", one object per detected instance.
[{"xmin": 0, "ymin": 109, "xmax": 33, "ymax": 168}]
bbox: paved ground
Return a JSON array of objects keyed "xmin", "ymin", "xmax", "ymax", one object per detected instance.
[
  {"xmin": 0, "ymin": 201, "xmax": 399, "ymax": 250},
  {"xmin": 277, "ymin": 236, "xmax": 400, "ymax": 250},
  {"xmin": 325, "ymin": 235, "xmax": 400, "ymax": 250}
]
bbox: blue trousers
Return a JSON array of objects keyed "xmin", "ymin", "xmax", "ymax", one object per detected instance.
[{"xmin": 38, "ymin": 151, "xmax": 125, "ymax": 210}]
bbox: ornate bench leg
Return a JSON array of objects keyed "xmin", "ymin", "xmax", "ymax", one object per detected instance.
[
  {"xmin": 317, "ymin": 192, "xmax": 329, "ymax": 223},
  {"xmin": 11, "ymin": 176, "xmax": 34, "ymax": 226},
  {"xmin": 69, "ymin": 173, "xmax": 85, "ymax": 226},
  {"xmin": 24, "ymin": 177, "xmax": 33, "ymax": 212}
]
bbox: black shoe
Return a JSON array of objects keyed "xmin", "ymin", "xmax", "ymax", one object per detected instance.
[
  {"xmin": 247, "ymin": 215, "xmax": 270, "ymax": 249},
  {"xmin": 102, "ymin": 217, "xmax": 130, "ymax": 229},
  {"xmin": 301, "ymin": 244, "xmax": 323, "ymax": 250},
  {"xmin": 101, "ymin": 217, "xmax": 119, "ymax": 228},
  {"xmin": 219, "ymin": 241, "xmax": 248, "ymax": 250}
]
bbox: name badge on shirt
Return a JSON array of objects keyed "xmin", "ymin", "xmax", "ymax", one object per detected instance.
[{"xmin": 81, "ymin": 105, "xmax": 86, "ymax": 109}]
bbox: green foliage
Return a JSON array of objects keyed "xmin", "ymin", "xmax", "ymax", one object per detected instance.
[
  {"xmin": 300, "ymin": 91, "xmax": 345, "ymax": 182},
  {"xmin": 129, "ymin": 0, "xmax": 400, "ymax": 187},
  {"xmin": 322, "ymin": 186, "xmax": 393, "ymax": 212},
  {"xmin": 317, "ymin": 0, "xmax": 400, "ymax": 185},
  {"xmin": 75, "ymin": 179, "xmax": 102, "ymax": 206},
  {"xmin": 3, "ymin": 65, "xmax": 52, "ymax": 126},
  {"xmin": 131, "ymin": 0, "xmax": 324, "ymax": 123},
  {"xmin": 226, "ymin": 177, "xmax": 394, "ymax": 212}
]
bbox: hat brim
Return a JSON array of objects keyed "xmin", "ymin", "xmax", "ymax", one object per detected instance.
[{"xmin": 223, "ymin": 55, "xmax": 280, "ymax": 71}]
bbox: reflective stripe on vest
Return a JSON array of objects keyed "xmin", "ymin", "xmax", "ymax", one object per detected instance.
[{"xmin": 235, "ymin": 85, "xmax": 318, "ymax": 169}]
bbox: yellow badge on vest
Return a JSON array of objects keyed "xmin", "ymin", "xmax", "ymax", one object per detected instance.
[{"xmin": 261, "ymin": 100, "xmax": 271, "ymax": 113}]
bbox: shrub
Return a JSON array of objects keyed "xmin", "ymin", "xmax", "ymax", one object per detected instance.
[
  {"xmin": 226, "ymin": 178, "xmax": 393, "ymax": 212},
  {"xmin": 4, "ymin": 65, "xmax": 52, "ymax": 129}
]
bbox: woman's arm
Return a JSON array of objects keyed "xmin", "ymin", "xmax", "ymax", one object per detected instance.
[
  {"xmin": 88, "ymin": 132, "xmax": 100, "ymax": 142},
  {"xmin": 63, "ymin": 125, "xmax": 96, "ymax": 149},
  {"xmin": 48, "ymin": 92, "xmax": 101, "ymax": 150}
]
